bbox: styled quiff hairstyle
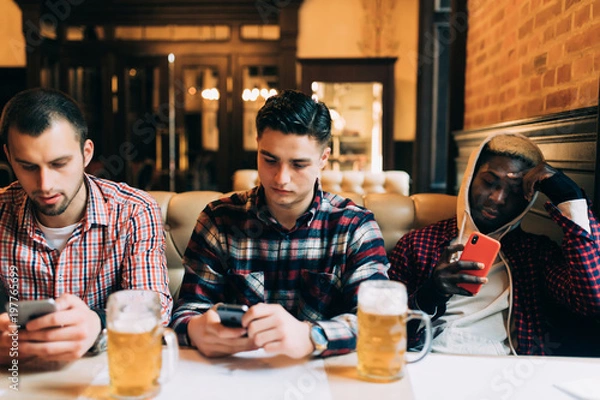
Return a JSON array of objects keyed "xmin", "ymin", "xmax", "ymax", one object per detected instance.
[{"xmin": 255, "ymin": 89, "xmax": 331, "ymax": 147}]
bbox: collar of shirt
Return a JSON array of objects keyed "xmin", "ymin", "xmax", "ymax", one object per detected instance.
[{"xmin": 250, "ymin": 181, "xmax": 321, "ymax": 230}]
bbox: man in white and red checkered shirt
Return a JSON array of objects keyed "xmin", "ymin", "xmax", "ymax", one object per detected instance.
[{"xmin": 0, "ymin": 88, "xmax": 172, "ymax": 363}]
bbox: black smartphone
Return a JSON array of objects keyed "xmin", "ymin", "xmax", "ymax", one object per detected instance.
[
  {"xmin": 6, "ymin": 299, "xmax": 57, "ymax": 327},
  {"xmin": 215, "ymin": 304, "xmax": 248, "ymax": 328}
]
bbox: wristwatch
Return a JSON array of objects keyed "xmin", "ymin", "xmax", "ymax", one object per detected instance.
[
  {"xmin": 306, "ymin": 322, "xmax": 328, "ymax": 356},
  {"xmin": 87, "ymin": 328, "xmax": 108, "ymax": 355}
]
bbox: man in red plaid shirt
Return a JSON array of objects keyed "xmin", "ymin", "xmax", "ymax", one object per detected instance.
[
  {"xmin": 390, "ymin": 133, "xmax": 600, "ymax": 355},
  {"xmin": 171, "ymin": 90, "xmax": 389, "ymax": 359},
  {"xmin": 0, "ymin": 88, "xmax": 171, "ymax": 363}
]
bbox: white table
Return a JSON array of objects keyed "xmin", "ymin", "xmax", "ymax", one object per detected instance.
[{"xmin": 1, "ymin": 349, "xmax": 599, "ymax": 399}]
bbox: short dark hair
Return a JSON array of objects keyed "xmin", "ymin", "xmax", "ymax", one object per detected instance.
[
  {"xmin": 255, "ymin": 89, "xmax": 331, "ymax": 147},
  {"xmin": 0, "ymin": 88, "xmax": 88, "ymax": 150}
]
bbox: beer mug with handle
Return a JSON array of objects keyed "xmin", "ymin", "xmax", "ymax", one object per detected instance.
[
  {"xmin": 107, "ymin": 290, "xmax": 178, "ymax": 399},
  {"xmin": 357, "ymin": 280, "xmax": 432, "ymax": 381}
]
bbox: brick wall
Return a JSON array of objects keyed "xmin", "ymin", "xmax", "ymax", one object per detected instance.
[{"xmin": 464, "ymin": 0, "xmax": 600, "ymax": 129}]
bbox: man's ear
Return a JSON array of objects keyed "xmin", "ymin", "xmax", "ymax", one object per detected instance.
[
  {"xmin": 3, "ymin": 144, "xmax": 10, "ymax": 162},
  {"xmin": 319, "ymin": 147, "xmax": 331, "ymax": 169},
  {"xmin": 82, "ymin": 139, "xmax": 94, "ymax": 167}
]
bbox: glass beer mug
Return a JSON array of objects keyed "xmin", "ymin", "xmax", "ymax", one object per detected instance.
[
  {"xmin": 107, "ymin": 290, "xmax": 178, "ymax": 399},
  {"xmin": 357, "ymin": 280, "xmax": 432, "ymax": 381}
]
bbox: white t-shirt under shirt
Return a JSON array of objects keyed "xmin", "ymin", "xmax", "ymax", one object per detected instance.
[{"xmin": 37, "ymin": 221, "xmax": 78, "ymax": 252}]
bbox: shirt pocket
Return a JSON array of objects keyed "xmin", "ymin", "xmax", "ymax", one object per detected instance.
[
  {"xmin": 226, "ymin": 270, "xmax": 265, "ymax": 304},
  {"xmin": 299, "ymin": 267, "xmax": 343, "ymax": 319}
]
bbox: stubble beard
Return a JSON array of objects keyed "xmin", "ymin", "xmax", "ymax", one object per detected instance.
[{"xmin": 33, "ymin": 177, "xmax": 85, "ymax": 217}]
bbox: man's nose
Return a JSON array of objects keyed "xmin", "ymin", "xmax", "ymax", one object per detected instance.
[
  {"xmin": 38, "ymin": 168, "xmax": 53, "ymax": 192},
  {"xmin": 274, "ymin": 165, "xmax": 291, "ymax": 184},
  {"xmin": 489, "ymin": 187, "xmax": 508, "ymax": 205}
]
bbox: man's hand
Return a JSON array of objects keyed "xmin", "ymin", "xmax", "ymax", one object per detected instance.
[
  {"xmin": 508, "ymin": 162, "xmax": 557, "ymax": 202},
  {"xmin": 16, "ymin": 294, "xmax": 101, "ymax": 362},
  {"xmin": 243, "ymin": 303, "xmax": 313, "ymax": 359},
  {"xmin": 431, "ymin": 244, "xmax": 487, "ymax": 297},
  {"xmin": 187, "ymin": 306, "xmax": 257, "ymax": 358},
  {"xmin": 0, "ymin": 313, "xmax": 33, "ymax": 365}
]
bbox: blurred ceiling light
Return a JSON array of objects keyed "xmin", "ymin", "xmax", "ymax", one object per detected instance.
[
  {"xmin": 242, "ymin": 88, "xmax": 277, "ymax": 102},
  {"xmin": 201, "ymin": 88, "xmax": 220, "ymax": 100}
]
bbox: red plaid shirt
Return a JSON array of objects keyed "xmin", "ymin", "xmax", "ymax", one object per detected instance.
[
  {"xmin": 0, "ymin": 174, "xmax": 172, "ymax": 325},
  {"xmin": 389, "ymin": 200, "xmax": 600, "ymax": 355}
]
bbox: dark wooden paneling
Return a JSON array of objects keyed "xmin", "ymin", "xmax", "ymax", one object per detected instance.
[
  {"xmin": 16, "ymin": 0, "xmax": 303, "ymax": 192},
  {"xmin": 16, "ymin": 0, "xmax": 305, "ymax": 25},
  {"xmin": 414, "ymin": 1, "xmax": 464, "ymax": 194},
  {"xmin": 453, "ymin": 107, "xmax": 598, "ymax": 243},
  {"xmin": 394, "ymin": 141, "xmax": 414, "ymax": 183},
  {"xmin": 0, "ymin": 68, "xmax": 27, "ymax": 167},
  {"xmin": 0, "ymin": 68, "xmax": 27, "ymax": 112}
]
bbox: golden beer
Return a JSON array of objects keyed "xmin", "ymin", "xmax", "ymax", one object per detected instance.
[
  {"xmin": 356, "ymin": 280, "xmax": 432, "ymax": 381},
  {"xmin": 108, "ymin": 327, "xmax": 162, "ymax": 399},
  {"xmin": 107, "ymin": 291, "xmax": 178, "ymax": 400},
  {"xmin": 357, "ymin": 308, "xmax": 407, "ymax": 380}
]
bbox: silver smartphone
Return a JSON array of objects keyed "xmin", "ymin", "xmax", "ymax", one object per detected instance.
[
  {"xmin": 7, "ymin": 299, "xmax": 57, "ymax": 327},
  {"xmin": 215, "ymin": 304, "xmax": 248, "ymax": 328}
]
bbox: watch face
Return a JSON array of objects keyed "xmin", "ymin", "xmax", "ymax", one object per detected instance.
[{"xmin": 311, "ymin": 325, "xmax": 328, "ymax": 350}]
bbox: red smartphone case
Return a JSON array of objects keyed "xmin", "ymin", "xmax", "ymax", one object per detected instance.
[{"xmin": 456, "ymin": 232, "xmax": 501, "ymax": 294}]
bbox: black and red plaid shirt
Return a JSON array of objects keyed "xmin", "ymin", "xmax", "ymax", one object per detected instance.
[
  {"xmin": 171, "ymin": 185, "xmax": 389, "ymax": 356},
  {"xmin": 389, "ymin": 200, "xmax": 600, "ymax": 355}
]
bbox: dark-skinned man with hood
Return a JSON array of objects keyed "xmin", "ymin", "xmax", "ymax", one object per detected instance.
[{"xmin": 389, "ymin": 133, "xmax": 600, "ymax": 355}]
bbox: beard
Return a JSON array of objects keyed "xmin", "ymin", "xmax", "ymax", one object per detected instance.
[
  {"xmin": 34, "ymin": 197, "xmax": 70, "ymax": 216},
  {"xmin": 32, "ymin": 178, "xmax": 85, "ymax": 217}
]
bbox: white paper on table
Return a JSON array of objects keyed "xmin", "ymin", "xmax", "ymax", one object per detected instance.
[
  {"xmin": 407, "ymin": 353, "xmax": 600, "ymax": 400},
  {"xmin": 554, "ymin": 378, "xmax": 600, "ymax": 400},
  {"xmin": 81, "ymin": 349, "xmax": 332, "ymax": 400}
]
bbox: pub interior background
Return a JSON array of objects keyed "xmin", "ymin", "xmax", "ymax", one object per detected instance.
[{"xmin": 0, "ymin": 0, "xmax": 598, "ymax": 200}]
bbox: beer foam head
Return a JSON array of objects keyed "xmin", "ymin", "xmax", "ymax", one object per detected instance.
[
  {"xmin": 110, "ymin": 314, "xmax": 158, "ymax": 333},
  {"xmin": 358, "ymin": 281, "xmax": 408, "ymax": 315}
]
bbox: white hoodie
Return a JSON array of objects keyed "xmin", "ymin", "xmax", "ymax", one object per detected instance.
[
  {"xmin": 431, "ymin": 133, "xmax": 590, "ymax": 355},
  {"xmin": 431, "ymin": 133, "xmax": 542, "ymax": 355}
]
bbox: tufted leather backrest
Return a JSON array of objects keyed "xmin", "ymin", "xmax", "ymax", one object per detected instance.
[
  {"xmin": 412, "ymin": 193, "xmax": 457, "ymax": 229},
  {"xmin": 363, "ymin": 193, "xmax": 416, "ymax": 253},
  {"xmin": 364, "ymin": 193, "xmax": 457, "ymax": 253},
  {"xmin": 320, "ymin": 170, "xmax": 410, "ymax": 196},
  {"xmin": 149, "ymin": 190, "xmax": 224, "ymax": 300},
  {"xmin": 148, "ymin": 190, "xmax": 456, "ymax": 299},
  {"xmin": 231, "ymin": 169, "xmax": 410, "ymax": 198},
  {"xmin": 232, "ymin": 169, "xmax": 260, "ymax": 191}
]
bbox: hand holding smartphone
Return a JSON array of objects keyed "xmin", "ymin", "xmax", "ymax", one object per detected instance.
[
  {"xmin": 456, "ymin": 232, "xmax": 501, "ymax": 295},
  {"xmin": 6, "ymin": 299, "xmax": 57, "ymax": 327},
  {"xmin": 215, "ymin": 304, "xmax": 248, "ymax": 328}
]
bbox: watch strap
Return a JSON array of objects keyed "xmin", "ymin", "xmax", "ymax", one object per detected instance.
[{"xmin": 87, "ymin": 328, "xmax": 108, "ymax": 355}]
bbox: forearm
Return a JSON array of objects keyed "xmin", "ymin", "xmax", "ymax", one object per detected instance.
[
  {"xmin": 171, "ymin": 258, "xmax": 228, "ymax": 346},
  {"xmin": 556, "ymin": 199, "xmax": 590, "ymax": 233},
  {"xmin": 544, "ymin": 201, "xmax": 600, "ymax": 314}
]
